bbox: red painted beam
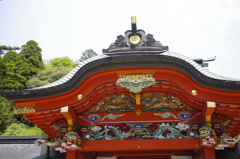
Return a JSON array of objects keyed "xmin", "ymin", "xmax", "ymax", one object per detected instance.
[
  {"xmin": 96, "ymin": 150, "xmax": 194, "ymax": 157},
  {"xmin": 81, "ymin": 138, "xmax": 201, "ymax": 151}
]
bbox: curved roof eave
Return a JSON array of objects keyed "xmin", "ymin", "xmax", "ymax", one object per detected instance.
[{"xmin": 2, "ymin": 50, "xmax": 240, "ymax": 101}]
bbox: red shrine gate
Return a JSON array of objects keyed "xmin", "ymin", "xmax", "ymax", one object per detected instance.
[{"xmin": 2, "ymin": 17, "xmax": 240, "ymax": 159}]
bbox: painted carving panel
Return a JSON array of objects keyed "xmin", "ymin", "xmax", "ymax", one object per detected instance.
[
  {"xmin": 88, "ymin": 94, "xmax": 135, "ymax": 113},
  {"xmin": 88, "ymin": 93, "xmax": 195, "ymax": 114},
  {"xmin": 78, "ymin": 122, "xmax": 201, "ymax": 141},
  {"xmin": 142, "ymin": 93, "xmax": 194, "ymax": 111}
]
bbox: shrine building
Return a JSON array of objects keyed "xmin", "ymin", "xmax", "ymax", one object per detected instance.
[{"xmin": 2, "ymin": 17, "xmax": 240, "ymax": 159}]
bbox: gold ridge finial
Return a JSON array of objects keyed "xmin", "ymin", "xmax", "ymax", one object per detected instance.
[{"xmin": 131, "ymin": 16, "xmax": 136, "ymax": 24}]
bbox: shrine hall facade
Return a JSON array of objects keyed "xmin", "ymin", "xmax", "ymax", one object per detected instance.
[{"xmin": 2, "ymin": 17, "xmax": 240, "ymax": 159}]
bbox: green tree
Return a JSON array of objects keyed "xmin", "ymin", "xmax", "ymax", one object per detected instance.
[
  {"xmin": 45, "ymin": 57, "xmax": 76, "ymax": 69},
  {"xmin": 0, "ymin": 45, "xmax": 20, "ymax": 57},
  {"xmin": 0, "ymin": 41, "xmax": 45, "ymax": 134},
  {"xmin": 1, "ymin": 123, "xmax": 43, "ymax": 136},
  {"xmin": 0, "ymin": 96, "xmax": 16, "ymax": 134},
  {"xmin": 0, "ymin": 51, "xmax": 26, "ymax": 90},
  {"xmin": 27, "ymin": 67, "xmax": 72, "ymax": 88},
  {"xmin": 79, "ymin": 49, "xmax": 98, "ymax": 62},
  {"xmin": 18, "ymin": 40, "xmax": 44, "ymax": 80}
]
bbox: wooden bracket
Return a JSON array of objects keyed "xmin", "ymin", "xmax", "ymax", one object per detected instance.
[
  {"xmin": 61, "ymin": 106, "xmax": 79, "ymax": 125},
  {"xmin": 202, "ymin": 101, "xmax": 216, "ymax": 127}
]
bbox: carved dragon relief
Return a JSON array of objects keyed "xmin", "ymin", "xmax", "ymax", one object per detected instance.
[
  {"xmin": 216, "ymin": 133, "xmax": 240, "ymax": 150},
  {"xmin": 35, "ymin": 125, "xmax": 82, "ymax": 153},
  {"xmin": 88, "ymin": 94, "xmax": 135, "ymax": 113},
  {"xmin": 199, "ymin": 119, "xmax": 240, "ymax": 150},
  {"xmin": 142, "ymin": 93, "xmax": 194, "ymax": 111},
  {"xmin": 87, "ymin": 93, "xmax": 195, "ymax": 113}
]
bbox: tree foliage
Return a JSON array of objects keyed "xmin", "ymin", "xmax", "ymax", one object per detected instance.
[
  {"xmin": 27, "ymin": 67, "xmax": 71, "ymax": 88},
  {"xmin": 0, "ymin": 45, "xmax": 20, "ymax": 57},
  {"xmin": 18, "ymin": 40, "xmax": 44, "ymax": 80},
  {"xmin": 45, "ymin": 57, "xmax": 76, "ymax": 69},
  {"xmin": 1, "ymin": 42, "xmax": 99, "ymax": 136},
  {"xmin": 1, "ymin": 123, "xmax": 43, "ymax": 136},
  {"xmin": 0, "ymin": 96, "xmax": 16, "ymax": 134},
  {"xmin": 0, "ymin": 40, "xmax": 45, "ymax": 135},
  {"xmin": 79, "ymin": 49, "xmax": 97, "ymax": 62},
  {"xmin": 0, "ymin": 51, "xmax": 26, "ymax": 90}
]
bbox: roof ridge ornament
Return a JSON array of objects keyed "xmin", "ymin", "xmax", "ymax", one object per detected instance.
[{"xmin": 103, "ymin": 16, "xmax": 169, "ymax": 54}]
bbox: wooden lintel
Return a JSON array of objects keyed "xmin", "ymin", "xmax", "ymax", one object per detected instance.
[
  {"xmin": 93, "ymin": 150, "xmax": 196, "ymax": 157},
  {"xmin": 61, "ymin": 106, "xmax": 79, "ymax": 125},
  {"xmin": 81, "ymin": 138, "xmax": 201, "ymax": 152},
  {"xmin": 202, "ymin": 101, "xmax": 216, "ymax": 122}
]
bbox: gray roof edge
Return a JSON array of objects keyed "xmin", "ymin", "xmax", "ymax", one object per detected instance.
[
  {"xmin": 29, "ymin": 51, "xmax": 240, "ymax": 90},
  {"xmin": 162, "ymin": 51, "xmax": 240, "ymax": 81}
]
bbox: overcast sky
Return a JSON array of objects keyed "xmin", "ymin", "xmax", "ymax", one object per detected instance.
[{"xmin": 1, "ymin": 0, "xmax": 240, "ymax": 79}]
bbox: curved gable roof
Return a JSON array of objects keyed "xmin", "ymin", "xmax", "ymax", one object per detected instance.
[{"xmin": 2, "ymin": 50, "xmax": 240, "ymax": 102}]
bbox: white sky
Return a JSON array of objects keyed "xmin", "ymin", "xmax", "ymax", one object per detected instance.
[{"xmin": 1, "ymin": 0, "xmax": 240, "ymax": 79}]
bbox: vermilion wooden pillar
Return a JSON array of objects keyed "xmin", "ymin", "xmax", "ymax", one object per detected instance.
[
  {"xmin": 66, "ymin": 150, "xmax": 93, "ymax": 159},
  {"xmin": 203, "ymin": 147, "xmax": 215, "ymax": 159},
  {"xmin": 78, "ymin": 152, "xmax": 92, "ymax": 159},
  {"xmin": 196, "ymin": 147, "xmax": 215, "ymax": 159},
  {"xmin": 66, "ymin": 150, "xmax": 78, "ymax": 159},
  {"xmin": 195, "ymin": 149, "xmax": 204, "ymax": 159}
]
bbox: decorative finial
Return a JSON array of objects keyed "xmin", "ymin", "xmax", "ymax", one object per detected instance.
[
  {"xmin": 130, "ymin": 16, "xmax": 140, "ymax": 45},
  {"xmin": 131, "ymin": 16, "xmax": 136, "ymax": 24},
  {"xmin": 102, "ymin": 16, "xmax": 169, "ymax": 53},
  {"xmin": 131, "ymin": 16, "xmax": 137, "ymax": 34}
]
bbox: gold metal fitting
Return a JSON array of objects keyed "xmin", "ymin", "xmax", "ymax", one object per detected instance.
[
  {"xmin": 77, "ymin": 94, "xmax": 82, "ymax": 100},
  {"xmin": 135, "ymin": 109, "xmax": 142, "ymax": 116},
  {"xmin": 130, "ymin": 35, "xmax": 141, "ymax": 45},
  {"xmin": 191, "ymin": 90, "xmax": 197, "ymax": 95}
]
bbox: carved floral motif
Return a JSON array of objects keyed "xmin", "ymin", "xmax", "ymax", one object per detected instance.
[{"xmin": 175, "ymin": 123, "xmax": 190, "ymax": 131}]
